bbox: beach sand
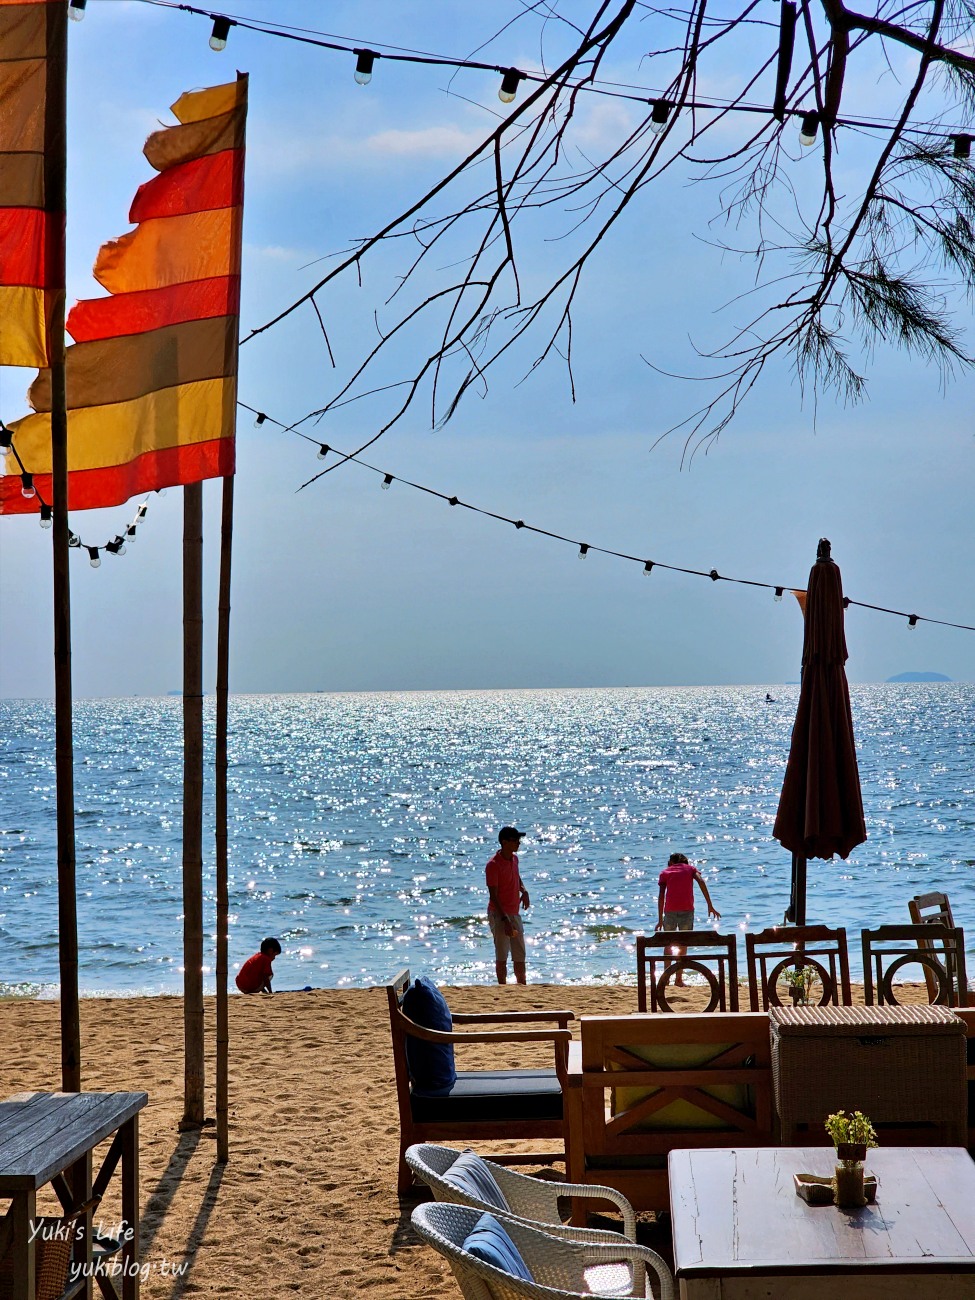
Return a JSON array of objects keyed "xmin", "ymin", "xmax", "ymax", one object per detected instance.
[{"xmin": 0, "ymin": 981, "xmax": 937, "ymax": 1299}]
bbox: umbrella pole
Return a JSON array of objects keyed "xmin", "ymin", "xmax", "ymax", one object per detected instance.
[{"xmin": 791, "ymin": 853, "xmax": 807, "ymax": 926}]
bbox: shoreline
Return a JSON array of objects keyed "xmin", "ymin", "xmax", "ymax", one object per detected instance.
[{"xmin": 0, "ymin": 981, "xmax": 945, "ymax": 1298}]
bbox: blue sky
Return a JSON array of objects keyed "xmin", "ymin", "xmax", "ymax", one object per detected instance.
[{"xmin": 1, "ymin": 0, "xmax": 972, "ymax": 697}]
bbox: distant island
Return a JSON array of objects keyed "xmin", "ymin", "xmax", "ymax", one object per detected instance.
[{"xmin": 885, "ymin": 671, "xmax": 952, "ymax": 682}]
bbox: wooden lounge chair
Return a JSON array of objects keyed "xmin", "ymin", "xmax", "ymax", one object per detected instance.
[
  {"xmin": 386, "ymin": 969, "xmax": 573, "ymax": 1195},
  {"xmin": 636, "ymin": 931, "xmax": 739, "ymax": 1012},
  {"xmin": 908, "ymin": 891, "xmax": 957, "ymax": 1002},
  {"xmin": 745, "ymin": 924, "xmax": 852, "ymax": 1010},
  {"xmin": 411, "ymin": 1200, "xmax": 675, "ymax": 1300}
]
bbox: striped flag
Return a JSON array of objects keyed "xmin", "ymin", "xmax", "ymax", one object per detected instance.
[
  {"xmin": 0, "ymin": 0, "xmax": 63, "ymax": 368},
  {"xmin": 0, "ymin": 75, "xmax": 247, "ymax": 513}
]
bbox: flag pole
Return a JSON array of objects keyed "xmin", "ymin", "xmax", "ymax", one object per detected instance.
[
  {"xmin": 215, "ymin": 473, "xmax": 234, "ymax": 1161},
  {"xmin": 181, "ymin": 480, "xmax": 205, "ymax": 1126},
  {"xmin": 46, "ymin": 0, "xmax": 80, "ymax": 1092}
]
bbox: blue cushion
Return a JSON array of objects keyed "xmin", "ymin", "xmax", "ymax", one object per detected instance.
[
  {"xmin": 441, "ymin": 1151, "xmax": 510, "ymax": 1211},
  {"xmin": 402, "ymin": 976, "xmax": 456, "ymax": 1094},
  {"xmin": 463, "ymin": 1213, "xmax": 533, "ymax": 1281}
]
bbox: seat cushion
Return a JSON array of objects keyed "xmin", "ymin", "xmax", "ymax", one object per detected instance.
[
  {"xmin": 441, "ymin": 1150, "xmax": 510, "ymax": 1211},
  {"xmin": 411, "ymin": 1069, "xmax": 562, "ymax": 1122},
  {"xmin": 463, "ymin": 1213, "xmax": 533, "ymax": 1281},
  {"xmin": 402, "ymin": 976, "xmax": 456, "ymax": 1095}
]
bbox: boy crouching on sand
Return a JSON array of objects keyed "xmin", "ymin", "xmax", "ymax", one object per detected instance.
[{"xmin": 235, "ymin": 937, "xmax": 281, "ymax": 994}]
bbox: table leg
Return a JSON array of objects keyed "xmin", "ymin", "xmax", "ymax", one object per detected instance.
[
  {"xmin": 120, "ymin": 1116, "xmax": 140, "ymax": 1300},
  {"xmin": 69, "ymin": 1151, "xmax": 93, "ymax": 1300},
  {"xmin": 10, "ymin": 1189, "xmax": 36, "ymax": 1300}
]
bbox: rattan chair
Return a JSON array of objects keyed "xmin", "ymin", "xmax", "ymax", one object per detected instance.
[
  {"xmin": 411, "ymin": 1201, "xmax": 675, "ymax": 1300},
  {"xmin": 406, "ymin": 1143, "xmax": 637, "ymax": 1240},
  {"xmin": 636, "ymin": 931, "xmax": 738, "ymax": 1012},
  {"xmin": 862, "ymin": 923, "xmax": 968, "ymax": 1006},
  {"xmin": 744, "ymin": 924, "xmax": 852, "ymax": 1010}
]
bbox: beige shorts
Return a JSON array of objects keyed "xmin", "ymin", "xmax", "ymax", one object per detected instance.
[
  {"xmin": 662, "ymin": 910, "xmax": 694, "ymax": 932},
  {"xmin": 489, "ymin": 912, "xmax": 526, "ymax": 962}
]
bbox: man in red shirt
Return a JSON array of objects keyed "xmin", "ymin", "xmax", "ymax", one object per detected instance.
[
  {"xmin": 235, "ymin": 937, "xmax": 281, "ymax": 994},
  {"xmin": 486, "ymin": 827, "xmax": 531, "ymax": 985}
]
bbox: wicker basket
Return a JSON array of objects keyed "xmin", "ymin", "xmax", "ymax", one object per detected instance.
[
  {"xmin": 769, "ymin": 1003, "xmax": 968, "ymax": 1144},
  {"xmin": 0, "ymin": 1216, "xmax": 75, "ymax": 1300}
]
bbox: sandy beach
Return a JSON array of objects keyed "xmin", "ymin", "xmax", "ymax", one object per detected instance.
[{"xmin": 0, "ymin": 980, "xmax": 939, "ymax": 1299}]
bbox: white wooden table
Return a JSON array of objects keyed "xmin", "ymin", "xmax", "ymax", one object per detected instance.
[{"xmin": 668, "ymin": 1145, "xmax": 975, "ymax": 1298}]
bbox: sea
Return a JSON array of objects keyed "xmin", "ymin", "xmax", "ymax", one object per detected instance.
[{"xmin": 0, "ymin": 684, "xmax": 972, "ymax": 997}]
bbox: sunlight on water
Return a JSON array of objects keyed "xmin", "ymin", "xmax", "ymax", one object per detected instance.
[{"xmin": 0, "ymin": 684, "xmax": 972, "ymax": 993}]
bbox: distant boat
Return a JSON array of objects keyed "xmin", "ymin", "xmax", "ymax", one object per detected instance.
[{"xmin": 765, "ymin": 692, "xmax": 776, "ymax": 703}]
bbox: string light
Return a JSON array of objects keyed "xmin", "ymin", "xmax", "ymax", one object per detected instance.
[
  {"xmin": 908, "ymin": 614, "xmax": 919, "ymax": 629},
  {"xmin": 382, "ymin": 473, "xmax": 394, "ymax": 489},
  {"xmin": 354, "ymin": 49, "xmax": 376, "ymax": 85},
  {"xmin": 68, "ymin": 0, "xmax": 86, "ymax": 19},
  {"xmin": 39, "ymin": 503, "xmax": 52, "ymax": 529},
  {"xmin": 105, "ymin": 536, "xmax": 126, "ymax": 555},
  {"xmin": 126, "ymin": 525, "xmax": 138, "ymax": 542},
  {"xmin": 578, "ymin": 543, "xmax": 590, "ymax": 559},
  {"xmin": 644, "ymin": 561, "xmax": 654, "ymax": 576},
  {"xmin": 799, "ymin": 110, "xmax": 820, "ymax": 146},
  {"xmin": 774, "ymin": 587, "xmax": 784, "ymax": 602},
  {"xmin": 0, "ymin": 425, "xmax": 12, "ymax": 457},
  {"xmin": 709, "ymin": 569, "xmax": 720, "ymax": 581},
  {"xmin": 952, "ymin": 134, "xmax": 972, "ymax": 160},
  {"xmin": 317, "ymin": 444, "xmax": 330, "ymax": 460},
  {"xmin": 649, "ymin": 100, "xmax": 672, "ymax": 133},
  {"xmin": 209, "ymin": 16, "xmax": 232, "ymax": 51},
  {"xmin": 498, "ymin": 68, "xmax": 523, "ymax": 104},
  {"xmin": 253, "ymin": 412, "xmax": 267, "ymax": 429},
  {"xmin": 20, "ymin": 473, "xmax": 35, "ymax": 499},
  {"xmin": 68, "ymin": 532, "xmax": 81, "ymax": 548},
  {"xmin": 87, "ymin": 546, "xmax": 101, "ymax": 568}
]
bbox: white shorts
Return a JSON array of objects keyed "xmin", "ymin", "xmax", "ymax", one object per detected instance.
[{"xmin": 489, "ymin": 912, "xmax": 526, "ymax": 962}]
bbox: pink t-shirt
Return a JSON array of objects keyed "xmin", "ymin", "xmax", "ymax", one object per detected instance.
[
  {"xmin": 486, "ymin": 850, "xmax": 521, "ymax": 915},
  {"xmin": 658, "ymin": 862, "xmax": 697, "ymax": 913}
]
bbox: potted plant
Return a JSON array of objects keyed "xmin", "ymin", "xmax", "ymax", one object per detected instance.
[
  {"xmin": 782, "ymin": 964, "xmax": 818, "ymax": 1006},
  {"xmin": 825, "ymin": 1110, "xmax": 877, "ymax": 1207}
]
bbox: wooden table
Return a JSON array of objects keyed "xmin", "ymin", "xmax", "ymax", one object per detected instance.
[
  {"xmin": 0, "ymin": 1091, "xmax": 147, "ymax": 1300},
  {"xmin": 669, "ymin": 1146, "xmax": 975, "ymax": 1299}
]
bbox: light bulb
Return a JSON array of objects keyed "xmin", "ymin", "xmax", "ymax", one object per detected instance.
[
  {"xmin": 908, "ymin": 615, "xmax": 918, "ymax": 630},
  {"xmin": 317, "ymin": 444, "xmax": 330, "ymax": 460},
  {"xmin": 126, "ymin": 525, "xmax": 137, "ymax": 543},
  {"xmin": 952, "ymin": 134, "xmax": 972, "ymax": 161},
  {"xmin": 499, "ymin": 68, "xmax": 522, "ymax": 104},
  {"xmin": 799, "ymin": 111, "xmax": 819, "ymax": 147},
  {"xmin": 68, "ymin": 532, "xmax": 81, "ymax": 548},
  {"xmin": 39, "ymin": 505, "xmax": 53, "ymax": 529},
  {"xmin": 254, "ymin": 412, "xmax": 267, "ymax": 429},
  {"xmin": 643, "ymin": 561, "xmax": 654, "ymax": 576},
  {"xmin": 650, "ymin": 100, "xmax": 671, "ymax": 134},
  {"xmin": 136, "ymin": 503, "xmax": 148, "ymax": 520},
  {"xmin": 87, "ymin": 547, "xmax": 101, "ymax": 568},
  {"xmin": 68, "ymin": 0, "xmax": 86, "ymax": 19},
  {"xmin": 382, "ymin": 474, "xmax": 393, "ymax": 490},
  {"xmin": 21, "ymin": 473, "xmax": 35, "ymax": 499},
  {"xmin": 774, "ymin": 587, "xmax": 784, "ymax": 602},
  {"xmin": 354, "ymin": 50, "xmax": 375, "ymax": 85},
  {"xmin": 578, "ymin": 544, "xmax": 589, "ymax": 559},
  {"xmin": 209, "ymin": 17, "xmax": 231, "ymax": 51}
]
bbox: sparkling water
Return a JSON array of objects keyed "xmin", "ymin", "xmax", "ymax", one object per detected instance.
[{"xmin": 0, "ymin": 684, "xmax": 972, "ymax": 994}]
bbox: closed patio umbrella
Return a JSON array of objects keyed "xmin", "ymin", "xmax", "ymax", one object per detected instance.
[{"xmin": 773, "ymin": 538, "xmax": 866, "ymax": 925}]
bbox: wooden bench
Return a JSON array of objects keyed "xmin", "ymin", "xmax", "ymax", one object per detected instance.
[
  {"xmin": 563, "ymin": 1012, "xmax": 774, "ymax": 1212},
  {"xmin": 386, "ymin": 969, "xmax": 573, "ymax": 1194}
]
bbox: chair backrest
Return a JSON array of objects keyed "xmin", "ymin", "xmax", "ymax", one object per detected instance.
[
  {"xmin": 862, "ymin": 924, "xmax": 969, "ymax": 1007},
  {"xmin": 636, "ymin": 931, "xmax": 739, "ymax": 1012},
  {"xmin": 954, "ymin": 1008, "xmax": 975, "ymax": 1155},
  {"xmin": 744, "ymin": 925, "xmax": 852, "ymax": 1011},
  {"xmin": 908, "ymin": 893, "xmax": 957, "ymax": 1002}
]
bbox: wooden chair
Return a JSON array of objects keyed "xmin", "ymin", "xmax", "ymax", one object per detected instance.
[
  {"xmin": 636, "ymin": 931, "xmax": 739, "ymax": 1012},
  {"xmin": 908, "ymin": 892, "xmax": 956, "ymax": 1002},
  {"xmin": 955, "ymin": 1008, "xmax": 975, "ymax": 1155},
  {"xmin": 744, "ymin": 924, "xmax": 852, "ymax": 1011},
  {"xmin": 862, "ymin": 924, "xmax": 969, "ymax": 1007},
  {"xmin": 563, "ymin": 1012, "xmax": 774, "ymax": 1212},
  {"xmin": 386, "ymin": 969, "xmax": 574, "ymax": 1195}
]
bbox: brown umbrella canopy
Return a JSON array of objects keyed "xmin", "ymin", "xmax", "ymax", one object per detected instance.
[{"xmin": 774, "ymin": 539, "xmax": 866, "ymax": 923}]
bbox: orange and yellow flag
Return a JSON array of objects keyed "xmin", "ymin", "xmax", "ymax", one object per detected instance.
[
  {"xmin": 1, "ymin": 75, "xmax": 247, "ymax": 513},
  {"xmin": 0, "ymin": 0, "xmax": 64, "ymax": 368}
]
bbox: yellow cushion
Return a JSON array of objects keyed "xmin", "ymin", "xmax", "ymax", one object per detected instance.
[{"xmin": 611, "ymin": 1042, "xmax": 753, "ymax": 1130}]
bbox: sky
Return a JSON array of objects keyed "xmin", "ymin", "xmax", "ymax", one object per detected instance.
[{"xmin": 1, "ymin": 0, "xmax": 973, "ymax": 697}]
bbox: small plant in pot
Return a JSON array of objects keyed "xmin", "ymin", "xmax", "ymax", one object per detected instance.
[
  {"xmin": 825, "ymin": 1110, "xmax": 878, "ymax": 1207},
  {"xmin": 782, "ymin": 964, "xmax": 818, "ymax": 1006}
]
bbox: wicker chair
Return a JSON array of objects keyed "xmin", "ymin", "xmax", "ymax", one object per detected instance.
[
  {"xmin": 406, "ymin": 1143, "xmax": 638, "ymax": 1240},
  {"xmin": 411, "ymin": 1201, "xmax": 675, "ymax": 1300}
]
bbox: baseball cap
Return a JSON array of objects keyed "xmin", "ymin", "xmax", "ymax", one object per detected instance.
[{"xmin": 498, "ymin": 826, "xmax": 524, "ymax": 843}]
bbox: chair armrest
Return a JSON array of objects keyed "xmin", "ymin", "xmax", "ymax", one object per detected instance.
[
  {"xmin": 554, "ymin": 1181, "xmax": 637, "ymax": 1240},
  {"xmin": 452, "ymin": 1010, "xmax": 575, "ymax": 1027},
  {"xmin": 395, "ymin": 1009, "xmax": 572, "ymax": 1075},
  {"xmin": 581, "ymin": 1240, "xmax": 675, "ymax": 1300}
]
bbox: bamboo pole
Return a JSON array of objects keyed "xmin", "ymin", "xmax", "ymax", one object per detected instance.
[
  {"xmin": 44, "ymin": 0, "xmax": 80, "ymax": 1092},
  {"xmin": 181, "ymin": 480, "xmax": 205, "ymax": 1126},
  {"xmin": 215, "ymin": 474, "xmax": 234, "ymax": 1161}
]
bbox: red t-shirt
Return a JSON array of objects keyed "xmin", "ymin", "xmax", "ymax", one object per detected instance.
[
  {"xmin": 486, "ymin": 850, "xmax": 521, "ymax": 915},
  {"xmin": 658, "ymin": 862, "xmax": 697, "ymax": 913},
  {"xmin": 236, "ymin": 951, "xmax": 273, "ymax": 993}
]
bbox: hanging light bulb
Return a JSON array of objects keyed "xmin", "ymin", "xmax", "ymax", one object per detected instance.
[
  {"xmin": 67, "ymin": 531, "xmax": 81, "ymax": 548},
  {"xmin": 448, "ymin": 496, "xmax": 459, "ymax": 506},
  {"xmin": 907, "ymin": 614, "xmax": 919, "ymax": 630},
  {"xmin": 774, "ymin": 586, "xmax": 784, "ymax": 602},
  {"xmin": 39, "ymin": 504, "xmax": 53, "ymax": 529},
  {"xmin": 87, "ymin": 546, "xmax": 101, "ymax": 568},
  {"xmin": 498, "ymin": 68, "xmax": 523, "ymax": 104},
  {"xmin": 136, "ymin": 503, "xmax": 148, "ymax": 520},
  {"xmin": 649, "ymin": 100, "xmax": 672, "ymax": 134},
  {"xmin": 68, "ymin": 0, "xmax": 86, "ymax": 19},
  {"xmin": 382, "ymin": 473, "xmax": 394, "ymax": 490},
  {"xmin": 799, "ymin": 110, "xmax": 820, "ymax": 146},
  {"xmin": 317, "ymin": 444, "xmax": 330, "ymax": 460},
  {"xmin": 21, "ymin": 472, "xmax": 35, "ymax": 499},
  {"xmin": 643, "ymin": 561, "xmax": 654, "ymax": 576},
  {"xmin": 354, "ymin": 50, "xmax": 376, "ymax": 85},
  {"xmin": 952, "ymin": 134, "xmax": 972, "ymax": 161},
  {"xmin": 155, "ymin": 487, "xmax": 167, "ymax": 498},
  {"xmin": 0, "ymin": 426, "xmax": 12, "ymax": 458},
  {"xmin": 126, "ymin": 524, "xmax": 137, "ymax": 543},
  {"xmin": 578, "ymin": 543, "xmax": 590, "ymax": 559},
  {"xmin": 106, "ymin": 535, "xmax": 126, "ymax": 556},
  {"xmin": 209, "ymin": 17, "xmax": 232, "ymax": 51},
  {"xmin": 254, "ymin": 412, "xmax": 267, "ymax": 429}
]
